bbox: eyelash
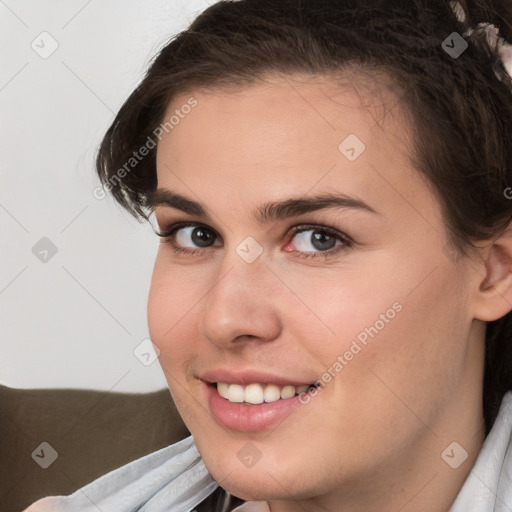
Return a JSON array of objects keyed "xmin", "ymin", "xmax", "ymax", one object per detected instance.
[{"xmin": 154, "ymin": 222, "xmax": 353, "ymax": 260}]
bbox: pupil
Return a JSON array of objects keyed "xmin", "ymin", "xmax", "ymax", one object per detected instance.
[
  {"xmin": 192, "ymin": 227, "xmax": 214, "ymax": 247},
  {"xmin": 312, "ymin": 231, "xmax": 335, "ymax": 251}
]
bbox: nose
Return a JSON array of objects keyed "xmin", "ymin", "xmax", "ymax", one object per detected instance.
[{"xmin": 200, "ymin": 251, "xmax": 282, "ymax": 349}]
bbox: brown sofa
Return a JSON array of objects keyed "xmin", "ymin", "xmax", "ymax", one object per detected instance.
[{"xmin": 0, "ymin": 384, "xmax": 190, "ymax": 512}]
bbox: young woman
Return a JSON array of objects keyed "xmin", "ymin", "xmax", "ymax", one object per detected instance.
[{"xmin": 25, "ymin": 0, "xmax": 512, "ymax": 510}]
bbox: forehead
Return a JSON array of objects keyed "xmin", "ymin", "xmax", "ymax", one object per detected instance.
[
  {"xmin": 153, "ymin": 73, "xmax": 433, "ymax": 226},
  {"xmin": 156, "ymin": 73, "xmax": 410, "ymax": 169}
]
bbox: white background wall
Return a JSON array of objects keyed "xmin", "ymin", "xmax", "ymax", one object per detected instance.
[{"xmin": 0, "ymin": 0, "xmax": 214, "ymax": 391}]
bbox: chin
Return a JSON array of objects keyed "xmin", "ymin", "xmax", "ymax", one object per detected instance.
[
  {"xmin": 213, "ymin": 473, "xmax": 285, "ymax": 502},
  {"xmin": 198, "ymin": 445, "xmax": 311, "ymax": 502}
]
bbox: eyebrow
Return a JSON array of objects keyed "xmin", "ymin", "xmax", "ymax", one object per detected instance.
[{"xmin": 146, "ymin": 188, "xmax": 380, "ymax": 223}]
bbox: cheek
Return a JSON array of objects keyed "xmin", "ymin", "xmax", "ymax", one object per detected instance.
[
  {"xmin": 147, "ymin": 259, "xmax": 201, "ymax": 371},
  {"xmin": 275, "ymin": 258, "xmax": 405, "ymax": 362},
  {"xmin": 333, "ymin": 260, "xmax": 472, "ymax": 433},
  {"xmin": 147, "ymin": 269, "xmax": 203, "ymax": 426},
  {"xmin": 302, "ymin": 243, "xmax": 469, "ymax": 391}
]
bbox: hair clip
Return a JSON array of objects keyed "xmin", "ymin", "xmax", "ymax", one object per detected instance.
[{"xmin": 450, "ymin": 1, "xmax": 512, "ymax": 78}]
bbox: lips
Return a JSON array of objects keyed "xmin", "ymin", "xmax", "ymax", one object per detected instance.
[{"xmin": 199, "ymin": 369, "xmax": 316, "ymax": 432}]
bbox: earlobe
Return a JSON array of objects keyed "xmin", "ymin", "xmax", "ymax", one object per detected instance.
[{"xmin": 474, "ymin": 224, "xmax": 512, "ymax": 322}]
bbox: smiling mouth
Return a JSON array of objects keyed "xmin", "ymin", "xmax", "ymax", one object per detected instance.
[{"xmin": 213, "ymin": 382, "xmax": 315, "ymax": 404}]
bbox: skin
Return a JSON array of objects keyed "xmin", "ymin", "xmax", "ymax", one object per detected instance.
[{"xmin": 147, "ymin": 73, "xmax": 512, "ymax": 512}]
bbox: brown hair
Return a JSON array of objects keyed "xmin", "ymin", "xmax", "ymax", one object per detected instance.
[{"xmin": 96, "ymin": 0, "xmax": 512, "ymax": 440}]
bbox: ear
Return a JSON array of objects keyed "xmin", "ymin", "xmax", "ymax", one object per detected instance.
[{"xmin": 473, "ymin": 222, "xmax": 512, "ymax": 322}]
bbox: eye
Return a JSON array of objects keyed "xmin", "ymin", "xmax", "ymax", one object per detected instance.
[
  {"xmin": 155, "ymin": 222, "xmax": 221, "ymax": 254},
  {"xmin": 173, "ymin": 224, "xmax": 219, "ymax": 248},
  {"xmin": 285, "ymin": 225, "xmax": 352, "ymax": 260}
]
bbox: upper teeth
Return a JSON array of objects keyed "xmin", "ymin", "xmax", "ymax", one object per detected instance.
[{"xmin": 216, "ymin": 383, "xmax": 311, "ymax": 404}]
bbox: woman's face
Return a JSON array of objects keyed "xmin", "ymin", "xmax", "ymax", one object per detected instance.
[{"xmin": 147, "ymin": 75, "xmax": 485, "ymax": 506}]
